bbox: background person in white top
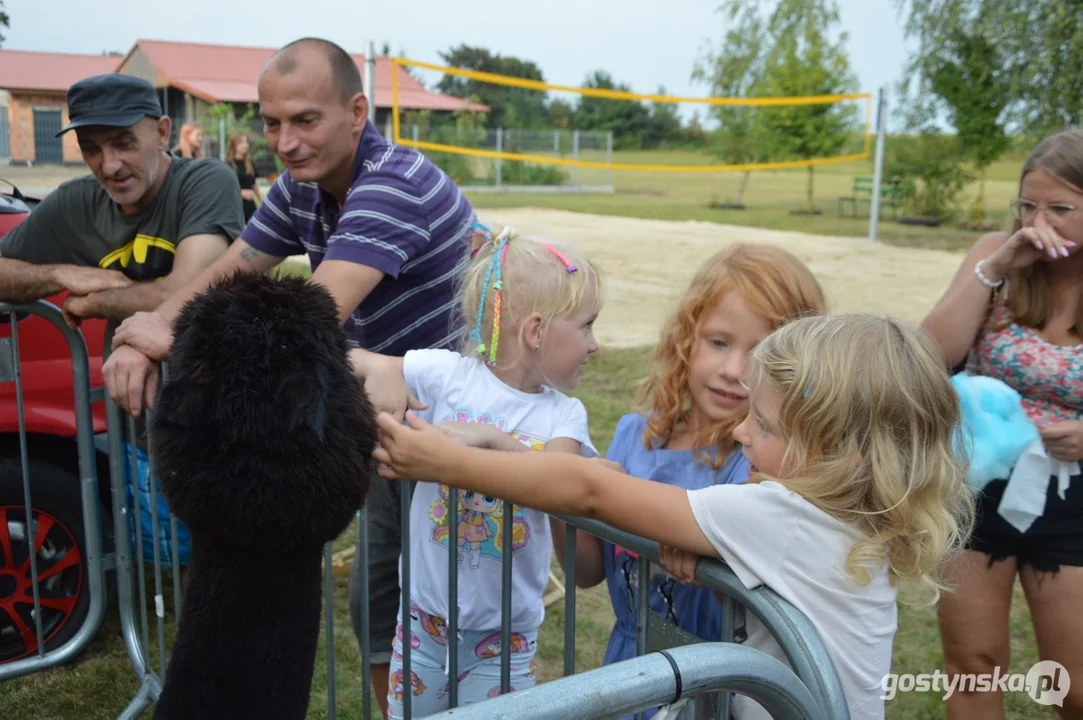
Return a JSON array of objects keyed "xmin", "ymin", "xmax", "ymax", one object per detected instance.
[
  {"xmin": 354, "ymin": 225, "xmax": 603, "ymax": 717},
  {"xmin": 373, "ymin": 312, "xmax": 977, "ymax": 720}
]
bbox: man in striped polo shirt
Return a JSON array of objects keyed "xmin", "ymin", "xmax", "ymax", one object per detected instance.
[{"xmin": 102, "ymin": 37, "xmax": 475, "ymax": 714}]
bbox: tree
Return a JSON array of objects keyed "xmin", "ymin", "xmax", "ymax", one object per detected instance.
[
  {"xmin": 692, "ymin": 0, "xmax": 772, "ymax": 205},
  {"xmin": 894, "ymin": 0, "xmax": 1083, "ymax": 138},
  {"xmin": 755, "ymin": 0, "xmax": 861, "ymax": 212},
  {"xmin": 642, "ymin": 86, "xmax": 684, "ymax": 150},
  {"xmin": 887, "ymin": 78, "xmax": 974, "ymax": 222},
  {"xmin": 926, "ymin": 27, "xmax": 1011, "ymax": 220},
  {"xmin": 436, "ymin": 45, "xmax": 548, "ymax": 129},
  {"xmin": 571, "ymin": 71, "xmax": 654, "ymax": 150},
  {"xmin": 0, "ymin": 2, "xmax": 9, "ymax": 47}
]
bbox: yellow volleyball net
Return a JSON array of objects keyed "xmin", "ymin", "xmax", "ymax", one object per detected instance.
[{"xmin": 390, "ymin": 57, "xmax": 872, "ymax": 175}]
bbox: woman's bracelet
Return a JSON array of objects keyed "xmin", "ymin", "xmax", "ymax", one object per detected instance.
[{"xmin": 974, "ymin": 260, "xmax": 1006, "ymax": 289}]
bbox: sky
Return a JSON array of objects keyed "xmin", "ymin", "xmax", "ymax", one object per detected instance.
[{"xmin": 5, "ymin": 0, "xmax": 916, "ymax": 130}]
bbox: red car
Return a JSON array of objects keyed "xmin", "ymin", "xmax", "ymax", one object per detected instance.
[{"xmin": 0, "ymin": 180, "xmax": 113, "ymax": 666}]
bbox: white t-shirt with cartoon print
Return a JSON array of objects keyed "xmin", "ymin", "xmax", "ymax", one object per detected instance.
[
  {"xmin": 400, "ymin": 349, "xmax": 598, "ymax": 634},
  {"xmin": 686, "ymin": 480, "xmax": 898, "ymax": 720}
]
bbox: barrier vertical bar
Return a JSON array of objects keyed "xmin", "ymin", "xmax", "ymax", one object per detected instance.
[
  {"xmin": 358, "ymin": 508, "xmax": 372, "ymax": 720},
  {"xmin": 400, "ymin": 480, "xmax": 412, "ymax": 719},
  {"xmin": 143, "ymin": 410, "xmax": 169, "ymax": 676},
  {"xmin": 447, "ymin": 488, "xmax": 460, "ymax": 707},
  {"xmin": 634, "ymin": 555, "xmax": 650, "ymax": 720},
  {"xmin": 127, "ymin": 417, "xmax": 151, "ymax": 661},
  {"xmin": 562, "ymin": 524, "xmax": 577, "ymax": 676},
  {"xmin": 868, "ymin": 85, "xmax": 888, "ymax": 243},
  {"xmin": 325, "ymin": 542, "xmax": 337, "ymax": 720},
  {"xmin": 499, "ymin": 500, "xmax": 513, "ymax": 694},
  {"xmin": 10, "ymin": 311, "xmax": 45, "ymax": 657}
]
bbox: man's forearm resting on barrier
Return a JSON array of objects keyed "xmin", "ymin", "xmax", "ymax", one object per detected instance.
[
  {"xmin": 0, "ymin": 256, "xmax": 132, "ymax": 304},
  {"xmin": 111, "ymin": 240, "xmax": 282, "ymax": 358}
]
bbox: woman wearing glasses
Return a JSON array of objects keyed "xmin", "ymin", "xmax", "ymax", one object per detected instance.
[{"xmin": 922, "ymin": 130, "xmax": 1083, "ymax": 718}]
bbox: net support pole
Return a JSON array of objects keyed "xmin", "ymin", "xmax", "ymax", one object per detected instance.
[
  {"xmin": 496, "ymin": 127, "xmax": 503, "ymax": 188},
  {"xmin": 606, "ymin": 131, "xmax": 614, "ymax": 189},
  {"xmin": 868, "ymin": 85, "xmax": 888, "ymax": 243},
  {"xmin": 364, "ymin": 41, "xmax": 376, "ymax": 113}
]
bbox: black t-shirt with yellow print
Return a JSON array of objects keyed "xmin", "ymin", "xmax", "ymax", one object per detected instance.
[{"xmin": 0, "ymin": 155, "xmax": 245, "ymax": 282}]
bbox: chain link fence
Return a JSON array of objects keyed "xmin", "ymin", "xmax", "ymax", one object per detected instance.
[{"xmin": 202, "ymin": 117, "xmax": 614, "ymax": 192}]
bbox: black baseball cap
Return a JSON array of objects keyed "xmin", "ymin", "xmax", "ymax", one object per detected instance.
[{"xmin": 56, "ymin": 74, "xmax": 163, "ymax": 137}]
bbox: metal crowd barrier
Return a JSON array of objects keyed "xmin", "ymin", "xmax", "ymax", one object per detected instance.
[
  {"xmin": 0, "ymin": 300, "xmax": 108, "ymax": 683},
  {"xmin": 425, "ymin": 643, "xmax": 824, "ymax": 720},
  {"xmin": 0, "ymin": 301, "xmax": 848, "ymax": 720}
]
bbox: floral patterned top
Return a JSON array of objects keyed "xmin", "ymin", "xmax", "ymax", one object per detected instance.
[{"xmin": 965, "ymin": 304, "xmax": 1083, "ymax": 428}]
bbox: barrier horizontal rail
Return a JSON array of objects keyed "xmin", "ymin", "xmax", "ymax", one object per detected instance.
[
  {"xmin": 558, "ymin": 515, "xmax": 850, "ymax": 720},
  {"xmin": 0, "ymin": 300, "xmax": 107, "ymax": 682},
  {"xmin": 424, "ymin": 642, "xmax": 825, "ymax": 720}
]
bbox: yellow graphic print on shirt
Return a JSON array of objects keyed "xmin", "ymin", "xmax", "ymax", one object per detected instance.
[
  {"xmin": 98, "ymin": 234, "xmax": 176, "ymax": 282},
  {"xmin": 428, "ymin": 411, "xmax": 543, "ymax": 567}
]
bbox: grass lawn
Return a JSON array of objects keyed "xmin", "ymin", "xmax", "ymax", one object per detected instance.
[
  {"xmin": 465, "ymin": 148, "xmax": 1027, "ymax": 254},
  {"xmin": 0, "ymin": 346, "xmax": 1056, "ymax": 718}
]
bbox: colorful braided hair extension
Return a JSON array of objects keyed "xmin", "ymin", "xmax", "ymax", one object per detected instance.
[{"xmin": 467, "ymin": 225, "xmax": 580, "ymax": 365}]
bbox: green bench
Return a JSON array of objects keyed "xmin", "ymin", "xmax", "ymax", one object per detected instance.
[{"xmin": 838, "ymin": 176, "xmax": 901, "ymax": 219}]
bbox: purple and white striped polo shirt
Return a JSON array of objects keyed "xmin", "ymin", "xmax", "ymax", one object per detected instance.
[{"xmin": 241, "ymin": 121, "xmax": 475, "ymax": 355}]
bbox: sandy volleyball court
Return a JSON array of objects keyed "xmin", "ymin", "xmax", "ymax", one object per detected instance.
[{"xmin": 473, "ymin": 208, "xmax": 968, "ymax": 349}]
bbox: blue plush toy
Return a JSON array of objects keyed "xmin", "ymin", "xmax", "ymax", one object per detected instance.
[{"xmin": 951, "ymin": 372, "xmax": 1040, "ymax": 493}]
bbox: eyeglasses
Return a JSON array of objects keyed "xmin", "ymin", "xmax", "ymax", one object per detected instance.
[{"xmin": 1010, "ymin": 197, "xmax": 1079, "ymax": 228}]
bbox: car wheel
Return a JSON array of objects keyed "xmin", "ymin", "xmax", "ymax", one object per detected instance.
[{"xmin": 0, "ymin": 459, "xmax": 93, "ymax": 664}]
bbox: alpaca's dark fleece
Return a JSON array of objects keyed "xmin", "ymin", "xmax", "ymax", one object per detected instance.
[{"xmin": 148, "ymin": 271, "xmax": 375, "ymax": 720}]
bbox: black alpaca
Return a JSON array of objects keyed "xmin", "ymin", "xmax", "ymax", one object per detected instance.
[{"xmin": 148, "ymin": 272, "xmax": 375, "ymax": 720}]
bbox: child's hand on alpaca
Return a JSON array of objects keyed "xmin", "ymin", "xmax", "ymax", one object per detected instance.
[
  {"xmin": 374, "ymin": 410, "xmax": 451, "ymax": 481},
  {"xmin": 658, "ymin": 544, "xmax": 702, "ymax": 585}
]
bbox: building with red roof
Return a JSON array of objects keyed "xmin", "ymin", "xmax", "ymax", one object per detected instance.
[
  {"xmin": 0, "ymin": 50, "xmax": 122, "ymax": 164},
  {"xmin": 1, "ymin": 40, "xmax": 487, "ymax": 165}
]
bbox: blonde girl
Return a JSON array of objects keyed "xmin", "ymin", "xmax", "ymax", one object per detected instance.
[
  {"xmin": 552, "ymin": 244, "xmax": 825, "ymax": 713},
  {"xmin": 353, "ymin": 223, "xmax": 604, "ymax": 718},
  {"xmin": 374, "ymin": 312, "xmax": 976, "ymax": 720}
]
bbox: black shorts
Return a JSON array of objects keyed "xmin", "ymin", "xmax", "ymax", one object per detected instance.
[{"xmin": 968, "ymin": 475, "xmax": 1083, "ymax": 574}]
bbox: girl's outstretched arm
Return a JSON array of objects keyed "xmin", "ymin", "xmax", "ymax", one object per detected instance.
[{"xmin": 374, "ymin": 411, "xmax": 719, "ymax": 559}]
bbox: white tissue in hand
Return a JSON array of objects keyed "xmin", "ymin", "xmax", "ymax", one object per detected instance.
[{"xmin": 999, "ymin": 439, "xmax": 1081, "ymax": 533}]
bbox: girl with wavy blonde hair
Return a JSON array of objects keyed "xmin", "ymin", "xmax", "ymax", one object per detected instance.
[
  {"xmin": 545, "ymin": 243, "xmax": 825, "ymax": 711},
  {"xmin": 374, "ymin": 311, "xmax": 976, "ymax": 720}
]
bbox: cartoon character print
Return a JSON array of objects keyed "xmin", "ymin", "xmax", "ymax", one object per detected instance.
[
  {"xmin": 392, "ymin": 617, "xmax": 422, "ymax": 662},
  {"xmin": 389, "ymin": 669, "xmax": 426, "ymax": 701},
  {"xmin": 474, "ymin": 630, "xmax": 535, "ymax": 659},
  {"xmin": 415, "ymin": 605, "xmax": 448, "ymax": 646},
  {"xmin": 429, "ymin": 410, "xmax": 541, "ymax": 567}
]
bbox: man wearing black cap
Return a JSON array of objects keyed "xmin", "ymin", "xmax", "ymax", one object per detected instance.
[{"xmin": 0, "ymin": 73, "xmax": 243, "ymax": 328}]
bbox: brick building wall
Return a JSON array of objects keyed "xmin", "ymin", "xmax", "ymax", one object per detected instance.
[{"xmin": 6, "ymin": 91, "xmax": 83, "ymax": 164}]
